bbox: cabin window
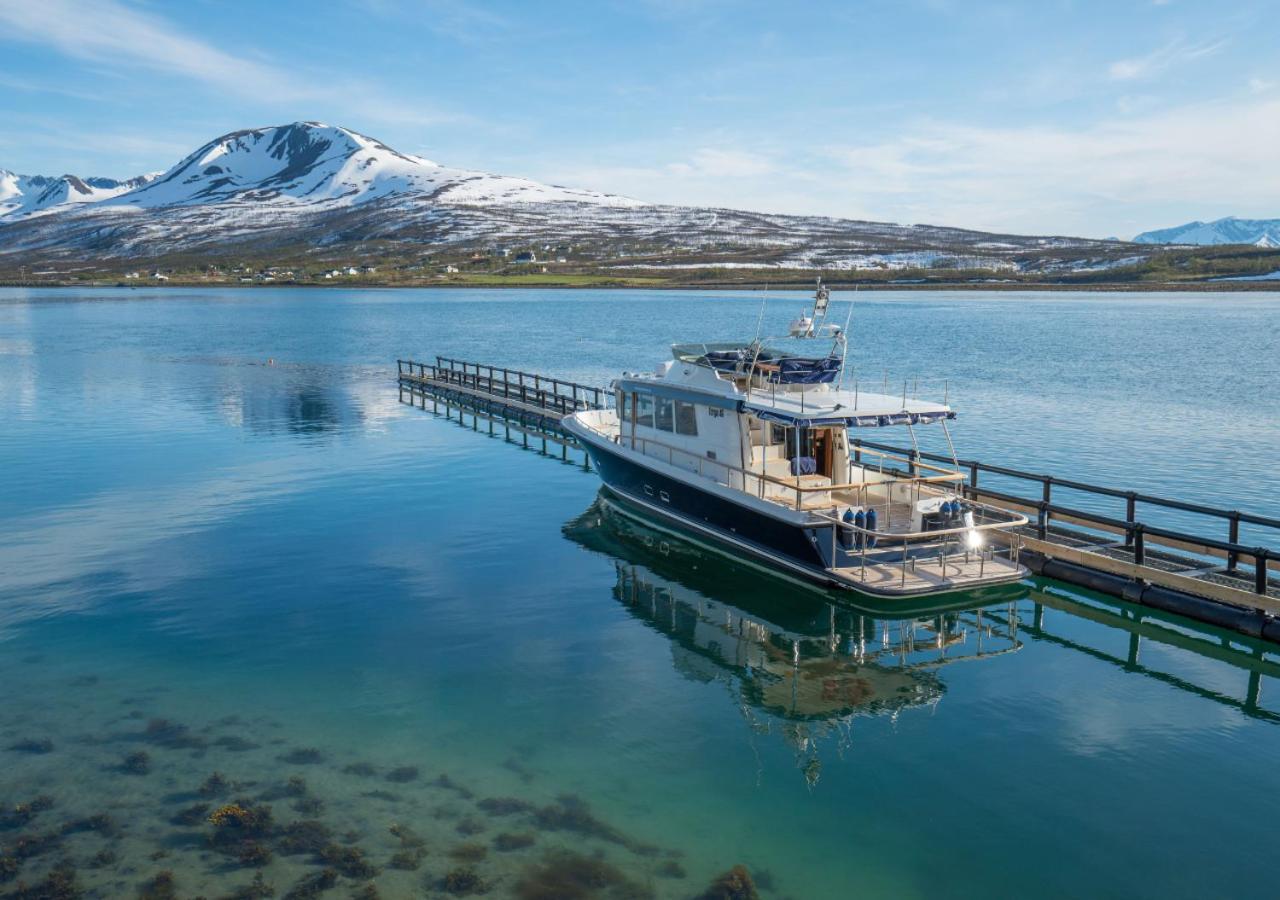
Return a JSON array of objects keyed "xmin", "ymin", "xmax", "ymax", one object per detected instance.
[
  {"xmin": 619, "ymin": 392, "xmax": 631, "ymax": 422},
  {"xmin": 655, "ymin": 397, "xmax": 675, "ymax": 432},
  {"xmin": 675, "ymin": 401, "xmax": 698, "ymax": 436},
  {"xmin": 636, "ymin": 394, "xmax": 654, "ymax": 428}
]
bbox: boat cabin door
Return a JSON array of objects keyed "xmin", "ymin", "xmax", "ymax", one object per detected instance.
[{"xmin": 782, "ymin": 425, "xmax": 836, "ymax": 478}]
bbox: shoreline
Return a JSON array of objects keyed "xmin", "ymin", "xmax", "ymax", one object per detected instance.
[{"xmin": 2, "ymin": 278, "xmax": 1279, "ymax": 292}]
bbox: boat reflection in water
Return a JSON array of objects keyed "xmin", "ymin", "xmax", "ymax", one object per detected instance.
[{"xmin": 564, "ymin": 492, "xmax": 1028, "ymax": 787}]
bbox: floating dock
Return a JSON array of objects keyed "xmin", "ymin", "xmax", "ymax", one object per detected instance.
[{"xmin": 397, "ymin": 356, "xmax": 1280, "ymax": 642}]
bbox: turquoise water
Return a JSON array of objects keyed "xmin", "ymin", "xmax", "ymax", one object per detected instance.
[{"xmin": 1, "ymin": 287, "xmax": 1279, "ymax": 899}]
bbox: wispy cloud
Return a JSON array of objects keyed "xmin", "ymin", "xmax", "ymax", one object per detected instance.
[
  {"xmin": 1108, "ymin": 36, "xmax": 1227, "ymax": 81},
  {"xmin": 0, "ymin": 0, "xmax": 309, "ymax": 100},
  {"xmin": 818, "ymin": 96, "xmax": 1280, "ymax": 235},
  {"xmin": 668, "ymin": 148, "xmax": 777, "ymax": 178},
  {"xmin": 356, "ymin": 0, "xmax": 515, "ymax": 43}
]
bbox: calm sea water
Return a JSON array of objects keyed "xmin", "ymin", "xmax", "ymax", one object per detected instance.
[{"xmin": 1, "ymin": 286, "xmax": 1278, "ymax": 899}]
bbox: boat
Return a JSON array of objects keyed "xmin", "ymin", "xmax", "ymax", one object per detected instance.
[{"xmin": 561, "ymin": 281, "xmax": 1030, "ymax": 598}]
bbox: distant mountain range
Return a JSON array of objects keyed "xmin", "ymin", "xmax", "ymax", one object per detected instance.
[
  {"xmin": 1133, "ymin": 217, "xmax": 1280, "ymax": 248},
  {"xmin": 0, "ymin": 121, "xmax": 1151, "ymax": 275}
]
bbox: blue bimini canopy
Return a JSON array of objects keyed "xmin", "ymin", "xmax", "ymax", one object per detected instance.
[
  {"xmin": 774, "ymin": 355, "xmax": 841, "ymax": 384},
  {"xmin": 747, "ymin": 406, "xmax": 957, "ymax": 429}
]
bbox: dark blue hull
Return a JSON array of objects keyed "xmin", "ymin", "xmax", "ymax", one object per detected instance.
[{"xmin": 580, "ymin": 433, "xmax": 837, "ymax": 583}]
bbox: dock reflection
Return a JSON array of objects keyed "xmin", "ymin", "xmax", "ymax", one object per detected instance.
[{"xmin": 564, "ymin": 492, "xmax": 1280, "ymax": 784}]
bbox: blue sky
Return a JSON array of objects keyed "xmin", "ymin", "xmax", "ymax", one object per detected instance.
[{"xmin": 0, "ymin": 0, "xmax": 1275, "ymax": 238}]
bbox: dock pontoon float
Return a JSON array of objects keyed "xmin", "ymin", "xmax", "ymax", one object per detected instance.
[{"xmin": 562, "ymin": 283, "xmax": 1029, "ymax": 598}]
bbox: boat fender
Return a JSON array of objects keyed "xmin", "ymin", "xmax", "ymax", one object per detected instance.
[
  {"xmin": 865, "ymin": 508, "xmax": 878, "ymax": 547},
  {"xmin": 841, "ymin": 508, "xmax": 856, "ymax": 549},
  {"xmin": 853, "ymin": 508, "xmax": 866, "ymax": 549}
]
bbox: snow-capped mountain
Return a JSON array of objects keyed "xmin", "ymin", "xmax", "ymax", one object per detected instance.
[
  {"xmin": 1133, "ymin": 217, "xmax": 1280, "ymax": 247},
  {"xmin": 0, "ymin": 171, "xmax": 157, "ymax": 219},
  {"xmin": 101, "ymin": 122, "xmax": 644, "ymax": 212},
  {"xmin": 0, "ymin": 121, "xmax": 1129, "ymax": 270}
]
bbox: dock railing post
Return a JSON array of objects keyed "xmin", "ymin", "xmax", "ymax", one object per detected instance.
[
  {"xmin": 1132, "ymin": 523, "xmax": 1145, "ymax": 567},
  {"xmin": 1125, "ymin": 492, "xmax": 1137, "ymax": 545},
  {"xmin": 1037, "ymin": 501, "xmax": 1049, "ymax": 540},
  {"xmin": 1228, "ymin": 513, "xmax": 1241, "ymax": 572},
  {"xmin": 1256, "ymin": 550, "xmax": 1269, "ymax": 595}
]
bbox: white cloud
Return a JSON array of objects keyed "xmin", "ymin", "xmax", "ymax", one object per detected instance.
[
  {"xmin": 1108, "ymin": 37, "xmax": 1227, "ymax": 81},
  {"xmin": 670, "ymin": 148, "xmax": 777, "ymax": 178},
  {"xmin": 0, "ymin": 0, "xmax": 309, "ymax": 100},
  {"xmin": 819, "ymin": 96, "xmax": 1280, "ymax": 235},
  {"xmin": 541, "ymin": 93, "xmax": 1280, "ymax": 238}
]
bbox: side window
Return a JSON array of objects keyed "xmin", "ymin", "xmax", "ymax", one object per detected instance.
[
  {"xmin": 619, "ymin": 392, "xmax": 631, "ymax": 421},
  {"xmin": 675, "ymin": 401, "xmax": 698, "ymax": 436},
  {"xmin": 636, "ymin": 393, "xmax": 654, "ymax": 427},
  {"xmin": 655, "ymin": 397, "xmax": 674, "ymax": 432}
]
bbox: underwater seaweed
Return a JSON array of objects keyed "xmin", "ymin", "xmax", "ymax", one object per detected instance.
[
  {"xmin": 441, "ymin": 867, "xmax": 487, "ymax": 896},
  {"xmin": 384, "ymin": 767, "xmax": 418, "ymax": 784},
  {"xmin": 341, "ymin": 763, "xmax": 377, "ymax": 778},
  {"xmin": 86, "ymin": 847, "xmax": 117, "ymax": 869},
  {"xmin": 282, "ymin": 867, "xmax": 337, "ymax": 900},
  {"xmin": 143, "ymin": 719, "xmax": 206, "ymax": 750},
  {"xmin": 455, "ymin": 818, "xmax": 486, "ymax": 837},
  {"xmin": 449, "ymin": 842, "xmax": 487, "ymax": 863},
  {"xmin": 237, "ymin": 841, "xmax": 273, "ymax": 867},
  {"xmin": 59, "ymin": 814, "xmax": 118, "ymax": 838},
  {"xmin": 214, "ymin": 736, "xmax": 261, "ymax": 753},
  {"xmin": 350, "ymin": 885, "xmax": 379, "ymax": 900},
  {"xmin": 11, "ymin": 830, "xmax": 64, "ymax": 860},
  {"xmin": 492, "ymin": 832, "xmax": 536, "ymax": 852},
  {"xmin": 513, "ymin": 849, "xmax": 651, "ymax": 900},
  {"xmin": 502, "ymin": 757, "xmax": 537, "ymax": 784},
  {"xmin": 529, "ymin": 795, "xmax": 629, "ymax": 848},
  {"xmin": 389, "ymin": 823, "xmax": 425, "ymax": 849},
  {"xmin": 220, "ymin": 871, "xmax": 275, "ymax": 899},
  {"xmin": 318, "ymin": 843, "xmax": 378, "ymax": 879},
  {"xmin": 696, "ymin": 865, "xmax": 760, "ymax": 900},
  {"xmin": 0, "ymin": 797, "xmax": 54, "ymax": 831},
  {"xmin": 138, "ymin": 869, "xmax": 178, "ymax": 900},
  {"xmin": 656, "ymin": 860, "xmax": 686, "ymax": 879},
  {"xmin": 6, "ymin": 739, "xmax": 54, "ymax": 755},
  {"xmin": 292, "ymin": 797, "xmax": 324, "ymax": 817},
  {"xmin": 170, "ymin": 803, "xmax": 211, "ymax": 827},
  {"xmin": 199, "ymin": 772, "xmax": 233, "ymax": 798},
  {"xmin": 430, "ymin": 775, "xmax": 474, "ymax": 799},
  {"xmin": 277, "ymin": 748, "xmax": 325, "ymax": 765},
  {"xmin": 257, "ymin": 776, "xmax": 308, "ymax": 802},
  {"xmin": 209, "ymin": 802, "xmax": 273, "ymax": 835},
  {"xmin": 5, "ymin": 861, "xmax": 82, "ymax": 899},
  {"xmin": 476, "ymin": 797, "xmax": 533, "ymax": 817},
  {"xmin": 121, "ymin": 751, "xmax": 152, "ymax": 775},
  {"xmin": 389, "ymin": 847, "xmax": 426, "ymax": 871},
  {"xmin": 275, "ymin": 820, "xmax": 332, "ymax": 856}
]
